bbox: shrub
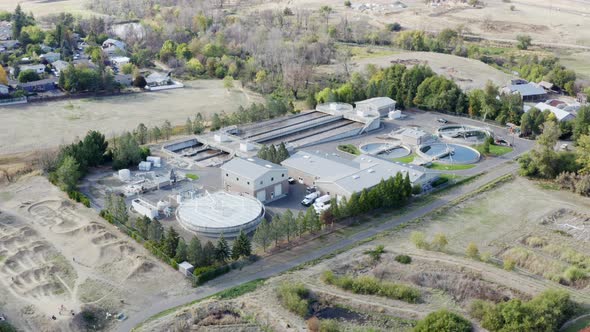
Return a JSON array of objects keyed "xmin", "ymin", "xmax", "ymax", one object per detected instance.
[
  {"xmin": 431, "ymin": 233, "xmax": 448, "ymax": 251},
  {"xmin": 431, "ymin": 177, "xmax": 449, "ymax": 187},
  {"xmin": 480, "ymin": 252, "xmax": 492, "ymax": 263},
  {"xmin": 307, "ymin": 316, "xmax": 320, "ymax": 332},
  {"xmin": 277, "ymin": 283, "xmax": 310, "ymax": 317},
  {"xmin": 322, "ymin": 271, "xmax": 420, "ymax": 303},
  {"xmin": 395, "ymin": 254, "xmax": 412, "ymax": 264},
  {"xmin": 344, "ymin": 0, "xmax": 351, "ymax": 7},
  {"xmin": 412, "ymin": 184, "xmax": 423, "ymax": 194},
  {"xmin": 562, "ymin": 266, "xmax": 587, "ymax": 283},
  {"xmin": 413, "ymin": 310, "xmax": 472, "ymax": 332},
  {"xmin": 337, "ymin": 144, "xmax": 360, "ymax": 155},
  {"xmin": 503, "ymin": 259, "xmax": 515, "ymax": 271},
  {"xmin": 410, "ymin": 231, "xmax": 429, "ymax": 249},
  {"xmin": 319, "ymin": 319, "xmax": 341, "ymax": 332},
  {"xmin": 196, "ymin": 265, "xmax": 231, "ymax": 285},
  {"xmin": 364, "ymin": 245, "xmax": 385, "ymax": 261},
  {"xmin": 466, "ymin": 242, "xmax": 479, "ymax": 259}
]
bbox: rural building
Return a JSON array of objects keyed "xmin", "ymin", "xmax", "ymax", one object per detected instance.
[
  {"xmin": 138, "ymin": 161, "xmax": 152, "ymax": 171},
  {"xmin": 52, "ymin": 60, "xmax": 69, "ymax": 75},
  {"xmin": 102, "ymin": 38, "xmax": 126, "ymax": 56},
  {"xmin": 355, "ymin": 97, "xmax": 396, "ymax": 117},
  {"xmin": 0, "ymin": 40, "xmax": 19, "ymax": 52},
  {"xmin": 0, "ymin": 84, "xmax": 8, "ymax": 95},
  {"xmin": 131, "ymin": 198, "xmax": 159, "ymax": 219},
  {"xmin": 533, "ymin": 102, "xmax": 576, "ymax": 122},
  {"xmin": 503, "ymin": 81, "xmax": 547, "ymax": 102},
  {"xmin": 0, "ymin": 21, "xmax": 11, "ymax": 41},
  {"xmin": 17, "ymin": 78, "xmax": 57, "ymax": 93},
  {"xmin": 220, "ymin": 156, "xmax": 289, "ymax": 203},
  {"xmin": 146, "ymin": 72, "xmax": 172, "ymax": 87},
  {"xmin": 40, "ymin": 52, "xmax": 61, "ymax": 63},
  {"xmin": 282, "ymin": 151, "xmax": 437, "ymax": 199},
  {"xmin": 20, "ymin": 64, "xmax": 46, "ymax": 75},
  {"xmin": 178, "ymin": 261, "xmax": 194, "ymax": 277},
  {"xmin": 537, "ymin": 81, "xmax": 554, "ymax": 91},
  {"xmin": 110, "ymin": 56, "xmax": 130, "ymax": 69},
  {"xmin": 114, "ymin": 74, "xmax": 133, "ymax": 87}
]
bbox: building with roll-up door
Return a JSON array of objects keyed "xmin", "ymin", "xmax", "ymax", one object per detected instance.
[{"xmin": 220, "ymin": 156, "xmax": 288, "ymax": 203}]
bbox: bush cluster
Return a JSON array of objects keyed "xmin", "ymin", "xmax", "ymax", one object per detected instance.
[
  {"xmin": 321, "ymin": 271, "xmax": 420, "ymax": 303},
  {"xmin": 277, "ymin": 283, "xmax": 311, "ymax": 317}
]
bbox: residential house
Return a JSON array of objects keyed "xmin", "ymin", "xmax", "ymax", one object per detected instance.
[
  {"xmin": 0, "ymin": 21, "xmax": 11, "ymax": 41},
  {"xmin": 220, "ymin": 156, "xmax": 289, "ymax": 203},
  {"xmin": 17, "ymin": 78, "xmax": 57, "ymax": 93},
  {"xmin": 146, "ymin": 72, "xmax": 172, "ymax": 87},
  {"xmin": 115, "ymin": 74, "xmax": 133, "ymax": 87},
  {"xmin": 52, "ymin": 60, "xmax": 69, "ymax": 76},
  {"xmin": 19, "ymin": 64, "xmax": 46, "ymax": 75},
  {"xmin": 110, "ymin": 56, "xmax": 130, "ymax": 70},
  {"xmin": 102, "ymin": 38, "xmax": 126, "ymax": 56},
  {"xmin": 40, "ymin": 52, "xmax": 61, "ymax": 63}
]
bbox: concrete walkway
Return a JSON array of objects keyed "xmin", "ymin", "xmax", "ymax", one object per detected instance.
[{"xmin": 117, "ymin": 159, "xmax": 519, "ymax": 332}]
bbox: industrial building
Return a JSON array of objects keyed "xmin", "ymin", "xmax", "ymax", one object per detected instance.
[
  {"xmin": 220, "ymin": 157, "xmax": 288, "ymax": 203},
  {"xmin": 132, "ymin": 198, "xmax": 159, "ymax": 219},
  {"xmin": 355, "ymin": 97, "xmax": 397, "ymax": 117},
  {"xmin": 282, "ymin": 151, "xmax": 437, "ymax": 199},
  {"xmin": 176, "ymin": 191, "xmax": 265, "ymax": 237},
  {"xmin": 391, "ymin": 127, "xmax": 433, "ymax": 146}
]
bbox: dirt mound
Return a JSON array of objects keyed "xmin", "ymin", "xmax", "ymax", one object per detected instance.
[{"xmin": 125, "ymin": 260, "xmax": 158, "ymax": 280}]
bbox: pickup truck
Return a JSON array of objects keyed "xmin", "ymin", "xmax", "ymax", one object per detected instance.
[
  {"xmin": 301, "ymin": 192, "xmax": 319, "ymax": 206},
  {"xmin": 312, "ymin": 195, "xmax": 331, "ymax": 213}
]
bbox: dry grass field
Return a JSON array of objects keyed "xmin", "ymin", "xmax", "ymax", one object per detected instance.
[
  {"xmin": 0, "ymin": 175, "xmax": 191, "ymax": 331},
  {"xmin": 0, "ymin": 0, "xmax": 93, "ymax": 17},
  {"xmin": 141, "ymin": 176, "xmax": 590, "ymax": 331},
  {"xmin": 0, "ymin": 79, "xmax": 261, "ymax": 155}
]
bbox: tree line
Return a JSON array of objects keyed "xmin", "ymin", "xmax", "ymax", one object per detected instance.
[
  {"xmin": 257, "ymin": 143, "xmax": 290, "ymax": 164},
  {"xmin": 253, "ymin": 173, "xmax": 413, "ymax": 251}
]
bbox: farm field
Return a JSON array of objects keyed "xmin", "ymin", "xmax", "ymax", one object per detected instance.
[
  {"xmin": 140, "ymin": 176, "xmax": 590, "ymax": 331},
  {"xmin": 0, "ymin": 0, "xmax": 93, "ymax": 17},
  {"xmin": 0, "ymin": 176, "xmax": 191, "ymax": 331},
  {"xmin": 0, "ymin": 80, "xmax": 261, "ymax": 155}
]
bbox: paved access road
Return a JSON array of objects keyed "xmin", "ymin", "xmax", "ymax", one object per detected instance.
[{"xmin": 117, "ymin": 158, "xmax": 520, "ymax": 332}]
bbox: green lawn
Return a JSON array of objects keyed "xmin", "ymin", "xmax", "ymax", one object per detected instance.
[
  {"xmin": 393, "ymin": 154, "xmax": 415, "ymax": 163},
  {"xmin": 475, "ymin": 144, "xmax": 514, "ymax": 157},
  {"xmin": 338, "ymin": 144, "xmax": 361, "ymax": 156},
  {"xmin": 428, "ymin": 163, "xmax": 476, "ymax": 171},
  {"xmin": 185, "ymin": 173, "xmax": 199, "ymax": 180}
]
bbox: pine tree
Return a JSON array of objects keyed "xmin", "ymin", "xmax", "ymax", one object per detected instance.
[
  {"xmin": 253, "ymin": 220, "xmax": 271, "ymax": 252},
  {"xmin": 282, "ymin": 209, "xmax": 296, "ymax": 242},
  {"xmin": 135, "ymin": 216, "xmax": 151, "ymax": 239},
  {"xmin": 232, "ymin": 230, "xmax": 251, "ymax": 260},
  {"xmin": 305, "ymin": 207, "xmax": 321, "ymax": 234},
  {"xmin": 268, "ymin": 144, "xmax": 278, "ymax": 163},
  {"xmin": 202, "ymin": 241, "xmax": 216, "ymax": 266},
  {"xmin": 358, "ymin": 189, "xmax": 369, "ymax": 214},
  {"xmin": 257, "ymin": 145, "xmax": 269, "ymax": 161},
  {"xmin": 187, "ymin": 236, "xmax": 203, "ymax": 267},
  {"xmin": 215, "ymin": 234, "xmax": 230, "ymax": 263},
  {"xmin": 403, "ymin": 172, "xmax": 412, "ymax": 199},
  {"xmin": 296, "ymin": 211, "xmax": 306, "ymax": 237},
  {"xmin": 163, "ymin": 227, "xmax": 180, "ymax": 258},
  {"xmin": 330, "ymin": 198, "xmax": 340, "ymax": 220},
  {"xmin": 148, "ymin": 218, "xmax": 164, "ymax": 243},
  {"xmin": 277, "ymin": 142, "xmax": 290, "ymax": 163},
  {"xmin": 347, "ymin": 192, "xmax": 360, "ymax": 216},
  {"xmin": 338, "ymin": 196, "xmax": 349, "ymax": 218},
  {"xmin": 270, "ymin": 214, "xmax": 284, "ymax": 246},
  {"xmin": 174, "ymin": 238, "xmax": 188, "ymax": 262}
]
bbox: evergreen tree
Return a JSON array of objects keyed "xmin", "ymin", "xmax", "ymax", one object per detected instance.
[
  {"xmin": 358, "ymin": 189, "xmax": 369, "ymax": 214},
  {"xmin": 202, "ymin": 241, "xmax": 216, "ymax": 266},
  {"xmin": 253, "ymin": 220, "xmax": 272, "ymax": 252},
  {"xmin": 268, "ymin": 144, "xmax": 278, "ymax": 163},
  {"xmin": 174, "ymin": 238, "xmax": 188, "ymax": 262},
  {"xmin": 347, "ymin": 192, "xmax": 360, "ymax": 216},
  {"xmin": 304, "ymin": 207, "xmax": 321, "ymax": 233},
  {"xmin": 330, "ymin": 198, "xmax": 340, "ymax": 220},
  {"xmin": 163, "ymin": 227, "xmax": 180, "ymax": 257},
  {"xmin": 403, "ymin": 172, "xmax": 412, "ymax": 199},
  {"xmin": 296, "ymin": 211, "xmax": 306, "ymax": 237},
  {"xmin": 338, "ymin": 196, "xmax": 349, "ymax": 218},
  {"xmin": 277, "ymin": 142, "xmax": 290, "ymax": 163},
  {"xmin": 215, "ymin": 234, "xmax": 230, "ymax": 263},
  {"xmin": 282, "ymin": 209, "xmax": 296, "ymax": 242},
  {"xmin": 270, "ymin": 214, "xmax": 284, "ymax": 246},
  {"xmin": 231, "ymin": 230, "xmax": 251, "ymax": 260},
  {"xmin": 187, "ymin": 236, "xmax": 203, "ymax": 267},
  {"xmin": 135, "ymin": 216, "xmax": 151, "ymax": 239},
  {"xmin": 257, "ymin": 145, "xmax": 269, "ymax": 160},
  {"xmin": 147, "ymin": 219, "xmax": 164, "ymax": 243}
]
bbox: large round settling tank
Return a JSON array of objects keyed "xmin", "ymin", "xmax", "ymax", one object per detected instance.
[
  {"xmin": 437, "ymin": 125, "xmax": 490, "ymax": 144},
  {"xmin": 176, "ymin": 192, "xmax": 265, "ymax": 237},
  {"xmin": 418, "ymin": 143, "xmax": 480, "ymax": 164}
]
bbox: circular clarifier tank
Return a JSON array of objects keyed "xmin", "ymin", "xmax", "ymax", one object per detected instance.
[
  {"xmin": 359, "ymin": 143, "xmax": 411, "ymax": 159},
  {"xmin": 418, "ymin": 143, "xmax": 480, "ymax": 164}
]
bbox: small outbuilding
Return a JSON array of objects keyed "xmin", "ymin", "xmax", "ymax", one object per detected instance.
[
  {"xmin": 138, "ymin": 161, "xmax": 152, "ymax": 171},
  {"xmin": 132, "ymin": 198, "xmax": 159, "ymax": 219},
  {"xmin": 178, "ymin": 261, "xmax": 194, "ymax": 277}
]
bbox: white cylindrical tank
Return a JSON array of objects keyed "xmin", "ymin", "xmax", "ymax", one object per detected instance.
[{"xmin": 118, "ymin": 169, "xmax": 131, "ymax": 181}]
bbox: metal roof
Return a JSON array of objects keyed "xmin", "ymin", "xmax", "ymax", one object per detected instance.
[
  {"xmin": 221, "ymin": 156, "xmax": 286, "ymax": 181},
  {"xmin": 533, "ymin": 102, "xmax": 575, "ymax": 122},
  {"xmin": 281, "ymin": 151, "xmax": 361, "ymax": 181},
  {"xmin": 507, "ymin": 83, "xmax": 546, "ymax": 97},
  {"xmin": 355, "ymin": 97, "xmax": 396, "ymax": 109}
]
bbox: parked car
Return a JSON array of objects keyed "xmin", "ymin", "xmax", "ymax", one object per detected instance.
[
  {"xmin": 288, "ymin": 177, "xmax": 296, "ymax": 184},
  {"xmin": 560, "ymin": 143, "xmax": 569, "ymax": 151},
  {"xmin": 301, "ymin": 192, "xmax": 319, "ymax": 206},
  {"xmin": 437, "ymin": 118, "xmax": 448, "ymax": 124},
  {"xmin": 305, "ymin": 186, "xmax": 317, "ymax": 194}
]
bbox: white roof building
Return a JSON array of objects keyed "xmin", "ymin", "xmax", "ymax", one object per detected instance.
[
  {"xmin": 533, "ymin": 102, "xmax": 576, "ymax": 122},
  {"xmin": 282, "ymin": 151, "xmax": 437, "ymax": 198},
  {"xmin": 355, "ymin": 97, "xmax": 397, "ymax": 117}
]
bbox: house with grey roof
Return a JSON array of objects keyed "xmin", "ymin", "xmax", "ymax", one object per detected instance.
[
  {"xmin": 220, "ymin": 156, "xmax": 289, "ymax": 203},
  {"xmin": 282, "ymin": 151, "xmax": 437, "ymax": 199},
  {"xmin": 355, "ymin": 97, "xmax": 396, "ymax": 117},
  {"xmin": 17, "ymin": 78, "xmax": 57, "ymax": 93},
  {"xmin": 40, "ymin": 52, "xmax": 61, "ymax": 63},
  {"xmin": 102, "ymin": 38, "xmax": 126, "ymax": 56},
  {"xmin": 532, "ymin": 102, "xmax": 575, "ymax": 122},
  {"xmin": 52, "ymin": 60, "xmax": 69, "ymax": 75}
]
